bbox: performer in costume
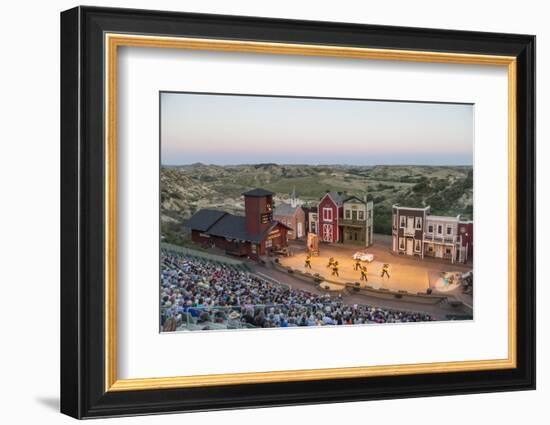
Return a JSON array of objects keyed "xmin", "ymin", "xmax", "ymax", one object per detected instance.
[
  {"xmin": 360, "ymin": 265, "xmax": 368, "ymax": 281},
  {"xmin": 304, "ymin": 254, "xmax": 312, "ymax": 269},
  {"xmin": 381, "ymin": 263, "xmax": 391, "ymax": 279},
  {"xmin": 331, "ymin": 261, "xmax": 339, "ymax": 277}
]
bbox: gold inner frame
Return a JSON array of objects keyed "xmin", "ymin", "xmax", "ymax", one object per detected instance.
[{"xmin": 104, "ymin": 33, "xmax": 517, "ymax": 392}]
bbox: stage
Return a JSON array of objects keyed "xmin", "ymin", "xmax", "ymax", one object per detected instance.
[{"xmin": 279, "ymin": 242, "xmax": 471, "ymax": 294}]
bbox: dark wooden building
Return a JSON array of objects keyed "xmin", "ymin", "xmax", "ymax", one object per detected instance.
[
  {"xmin": 392, "ymin": 205, "xmax": 430, "ymax": 257},
  {"xmin": 392, "ymin": 204, "xmax": 473, "ymax": 264},
  {"xmin": 185, "ymin": 188, "xmax": 290, "ymax": 259}
]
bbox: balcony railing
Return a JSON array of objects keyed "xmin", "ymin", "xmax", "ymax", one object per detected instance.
[
  {"xmin": 403, "ymin": 228, "xmax": 417, "ymax": 237},
  {"xmin": 423, "ymin": 233, "xmax": 459, "ymax": 244},
  {"xmin": 340, "ymin": 218, "xmax": 366, "ymax": 227}
]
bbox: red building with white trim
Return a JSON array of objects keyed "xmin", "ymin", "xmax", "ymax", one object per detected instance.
[
  {"xmin": 311, "ymin": 192, "xmax": 374, "ymax": 246},
  {"xmin": 318, "ymin": 192, "xmax": 344, "ymax": 243}
]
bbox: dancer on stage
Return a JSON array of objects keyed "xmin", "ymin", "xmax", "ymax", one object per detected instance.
[
  {"xmin": 381, "ymin": 263, "xmax": 391, "ymax": 279},
  {"xmin": 360, "ymin": 265, "xmax": 368, "ymax": 281},
  {"xmin": 331, "ymin": 261, "xmax": 339, "ymax": 277}
]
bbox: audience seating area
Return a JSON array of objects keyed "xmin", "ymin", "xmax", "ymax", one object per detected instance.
[{"xmin": 160, "ymin": 249, "xmax": 434, "ymax": 332}]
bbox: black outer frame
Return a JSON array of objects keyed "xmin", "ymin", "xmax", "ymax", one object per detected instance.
[{"xmin": 60, "ymin": 6, "xmax": 536, "ymax": 419}]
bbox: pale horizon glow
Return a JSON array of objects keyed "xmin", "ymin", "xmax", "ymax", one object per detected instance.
[{"xmin": 161, "ymin": 92, "xmax": 473, "ymax": 166}]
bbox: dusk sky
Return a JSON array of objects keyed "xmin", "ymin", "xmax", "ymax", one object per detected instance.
[{"xmin": 161, "ymin": 92, "xmax": 473, "ymax": 166}]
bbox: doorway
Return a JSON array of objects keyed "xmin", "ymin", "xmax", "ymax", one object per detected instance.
[{"xmin": 406, "ymin": 238, "xmax": 414, "ymax": 255}]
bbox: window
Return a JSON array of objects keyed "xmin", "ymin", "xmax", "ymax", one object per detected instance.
[
  {"xmin": 437, "ymin": 224, "xmax": 443, "ymax": 234},
  {"xmin": 323, "ymin": 208, "xmax": 333, "ymax": 221},
  {"xmin": 265, "ymin": 239, "xmax": 273, "ymax": 248},
  {"xmin": 446, "ymin": 225, "xmax": 453, "ymax": 235},
  {"xmin": 445, "ymin": 247, "xmax": 452, "ymax": 255},
  {"xmin": 406, "ymin": 216, "xmax": 415, "ymax": 233},
  {"xmin": 415, "ymin": 239, "xmax": 421, "ymax": 252},
  {"xmin": 358, "ymin": 211, "xmax": 364, "ymax": 220},
  {"xmin": 400, "ymin": 215, "xmax": 406, "ymax": 228},
  {"xmin": 428, "ymin": 245, "xmax": 434, "ymax": 252},
  {"xmin": 415, "ymin": 217, "xmax": 422, "ymax": 229},
  {"xmin": 428, "ymin": 224, "xmax": 433, "ymax": 233},
  {"xmin": 311, "ymin": 213, "xmax": 317, "ymax": 221},
  {"xmin": 345, "ymin": 209, "xmax": 351, "ymax": 219},
  {"xmin": 399, "ymin": 237, "xmax": 405, "ymax": 250}
]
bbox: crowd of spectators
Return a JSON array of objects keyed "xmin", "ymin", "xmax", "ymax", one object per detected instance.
[{"xmin": 160, "ymin": 250, "xmax": 434, "ymax": 331}]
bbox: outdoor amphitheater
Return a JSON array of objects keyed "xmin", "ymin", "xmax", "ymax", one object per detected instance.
[{"xmin": 158, "ymin": 245, "xmax": 456, "ymax": 332}]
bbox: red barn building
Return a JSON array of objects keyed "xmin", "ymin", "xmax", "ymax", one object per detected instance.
[
  {"xmin": 185, "ymin": 188, "xmax": 290, "ymax": 259},
  {"xmin": 318, "ymin": 192, "xmax": 345, "ymax": 243}
]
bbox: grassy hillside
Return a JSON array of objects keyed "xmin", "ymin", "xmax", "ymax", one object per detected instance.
[{"xmin": 161, "ymin": 164, "xmax": 473, "ymax": 244}]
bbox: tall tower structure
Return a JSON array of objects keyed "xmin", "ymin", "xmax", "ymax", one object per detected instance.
[{"xmin": 243, "ymin": 188, "xmax": 274, "ymax": 236}]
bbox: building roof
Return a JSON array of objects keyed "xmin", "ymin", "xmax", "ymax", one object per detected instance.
[
  {"xmin": 242, "ymin": 188, "xmax": 274, "ymax": 197},
  {"xmin": 273, "ymin": 203, "xmax": 300, "ymax": 217},
  {"xmin": 186, "ymin": 208, "xmax": 290, "ymax": 243},
  {"xmin": 393, "ymin": 204, "xmax": 431, "ymax": 211},
  {"xmin": 208, "ymin": 214, "xmax": 252, "ymax": 241},
  {"xmin": 323, "ymin": 191, "xmax": 345, "ymax": 206},
  {"xmin": 343, "ymin": 195, "xmax": 365, "ymax": 204},
  {"xmin": 184, "ymin": 209, "xmax": 227, "ymax": 232},
  {"xmin": 426, "ymin": 215, "xmax": 460, "ymax": 222},
  {"xmin": 272, "ymin": 220, "xmax": 293, "ymax": 231}
]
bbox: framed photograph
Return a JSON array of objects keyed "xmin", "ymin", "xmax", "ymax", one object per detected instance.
[{"xmin": 60, "ymin": 6, "xmax": 535, "ymax": 419}]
